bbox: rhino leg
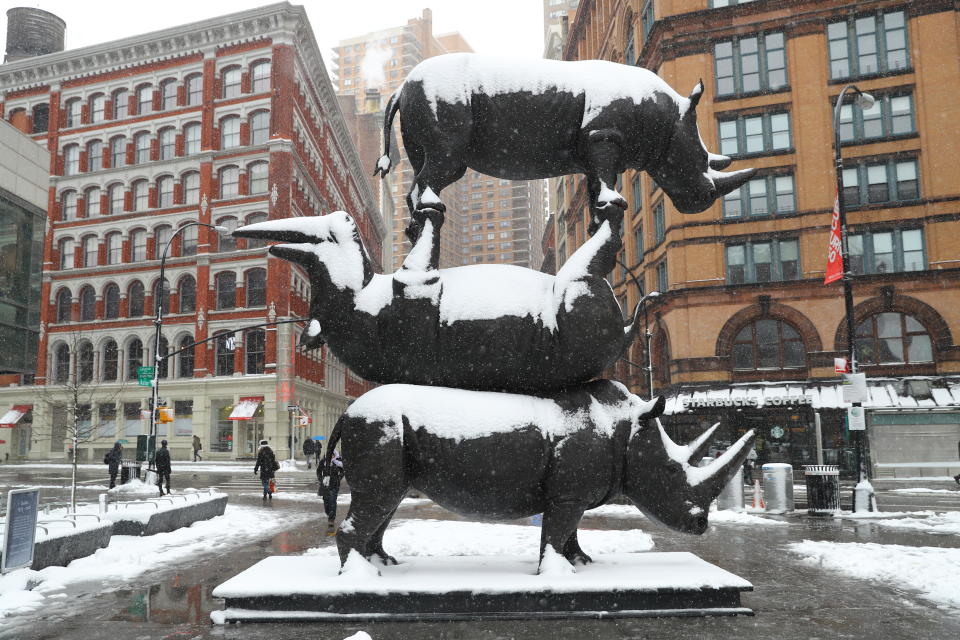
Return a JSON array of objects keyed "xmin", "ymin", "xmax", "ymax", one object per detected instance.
[
  {"xmin": 562, "ymin": 530, "xmax": 593, "ymax": 565},
  {"xmin": 538, "ymin": 500, "xmax": 587, "ymax": 572},
  {"xmin": 336, "ymin": 487, "xmax": 406, "ymax": 569},
  {"xmin": 400, "ymin": 206, "xmax": 445, "ymax": 273},
  {"xmin": 404, "ymin": 151, "xmax": 466, "ymax": 245},
  {"xmin": 583, "ymin": 132, "xmax": 628, "ymax": 236},
  {"xmin": 364, "ymin": 503, "xmax": 401, "ymax": 566}
]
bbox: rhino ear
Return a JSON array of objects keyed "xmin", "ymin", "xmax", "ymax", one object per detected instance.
[{"xmin": 686, "ymin": 80, "xmax": 704, "ymax": 114}]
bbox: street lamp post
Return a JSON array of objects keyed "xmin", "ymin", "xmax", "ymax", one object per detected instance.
[
  {"xmin": 642, "ymin": 291, "xmax": 661, "ymax": 398},
  {"xmin": 832, "ymin": 84, "xmax": 876, "ymax": 513},
  {"xmin": 146, "ymin": 222, "xmax": 228, "ymax": 481}
]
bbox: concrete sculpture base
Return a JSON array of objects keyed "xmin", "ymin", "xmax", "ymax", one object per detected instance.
[
  {"xmin": 211, "ymin": 552, "xmax": 753, "ymax": 623},
  {"xmin": 104, "ymin": 493, "xmax": 227, "ymax": 536}
]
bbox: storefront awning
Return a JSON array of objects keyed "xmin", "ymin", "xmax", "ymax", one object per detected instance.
[
  {"xmin": 228, "ymin": 397, "xmax": 263, "ymax": 420},
  {"xmin": 0, "ymin": 405, "xmax": 31, "ymax": 427}
]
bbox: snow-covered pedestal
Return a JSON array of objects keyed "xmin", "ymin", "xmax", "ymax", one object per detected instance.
[
  {"xmin": 0, "ymin": 517, "xmax": 112, "ymax": 571},
  {"xmin": 211, "ymin": 552, "xmax": 753, "ymax": 622},
  {"xmin": 100, "ymin": 491, "xmax": 228, "ymax": 536}
]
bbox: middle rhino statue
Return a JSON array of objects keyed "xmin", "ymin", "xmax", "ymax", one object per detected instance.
[
  {"xmin": 234, "ymin": 210, "xmax": 643, "ymax": 392},
  {"xmin": 327, "ymin": 380, "xmax": 755, "ymax": 572}
]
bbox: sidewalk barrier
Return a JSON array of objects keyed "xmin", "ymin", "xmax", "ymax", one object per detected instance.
[
  {"xmin": 803, "ymin": 465, "xmax": 840, "ymax": 515},
  {"xmin": 762, "ymin": 463, "xmax": 794, "ymax": 514},
  {"xmin": 752, "ymin": 479, "xmax": 765, "ymax": 510},
  {"xmin": 717, "ymin": 466, "xmax": 744, "ymax": 511}
]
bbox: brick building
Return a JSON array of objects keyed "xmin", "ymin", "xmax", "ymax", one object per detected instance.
[
  {"xmin": 0, "ymin": 3, "xmax": 384, "ymax": 461},
  {"xmin": 555, "ymin": 0, "xmax": 960, "ymax": 478}
]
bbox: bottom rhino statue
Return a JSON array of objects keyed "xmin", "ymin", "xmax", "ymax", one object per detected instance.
[{"xmin": 325, "ymin": 380, "xmax": 755, "ymax": 572}]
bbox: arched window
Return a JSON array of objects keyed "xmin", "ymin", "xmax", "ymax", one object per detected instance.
[
  {"xmin": 157, "ymin": 176, "xmax": 174, "ymax": 208},
  {"xmin": 248, "ymin": 161, "xmax": 268, "ymax": 193},
  {"xmin": 65, "ymin": 98, "xmax": 82, "ymax": 128},
  {"xmin": 104, "ymin": 283, "xmax": 120, "ymax": 319},
  {"xmin": 89, "ymin": 93, "xmax": 106, "ymax": 123},
  {"xmin": 108, "ymin": 183, "xmax": 125, "ymax": 214},
  {"xmin": 134, "ymin": 132, "xmax": 151, "ymax": 164},
  {"xmin": 215, "ymin": 272, "xmax": 236, "ymax": 309},
  {"xmin": 130, "ymin": 229, "xmax": 147, "ymax": 261},
  {"xmin": 58, "ymin": 238, "xmax": 75, "ymax": 270},
  {"xmin": 245, "ymin": 212, "xmax": 268, "ymax": 249},
  {"xmin": 31, "ymin": 103, "xmax": 49, "ymax": 133},
  {"xmin": 184, "ymin": 122, "xmax": 201, "ymax": 155},
  {"xmin": 219, "ymin": 166, "xmax": 239, "ymax": 199},
  {"xmin": 102, "ymin": 340, "xmax": 119, "ymax": 381},
  {"xmin": 221, "ymin": 66, "xmax": 242, "ymax": 99},
  {"xmin": 181, "ymin": 171, "xmax": 200, "ymax": 204},
  {"xmin": 178, "ymin": 275, "xmax": 196, "ymax": 313},
  {"xmin": 106, "ymin": 232, "xmax": 122, "ymax": 265},
  {"xmin": 732, "ymin": 319, "xmax": 805, "ymax": 370},
  {"xmin": 855, "ymin": 312, "xmax": 933, "ymax": 365},
  {"xmin": 250, "ymin": 110, "xmax": 269, "ymax": 145},
  {"xmin": 220, "ymin": 115, "xmax": 240, "ymax": 149},
  {"xmin": 110, "ymin": 136, "xmax": 126, "ymax": 168},
  {"xmin": 85, "ymin": 187, "xmax": 101, "ymax": 216},
  {"xmin": 55, "ymin": 287, "xmax": 73, "ymax": 322},
  {"xmin": 78, "ymin": 341, "xmax": 95, "ymax": 383},
  {"xmin": 61, "ymin": 190, "xmax": 78, "ymax": 220},
  {"xmin": 156, "ymin": 335, "xmax": 169, "ymax": 379},
  {"xmin": 158, "ymin": 128, "xmax": 176, "ymax": 160},
  {"xmin": 160, "ymin": 78, "xmax": 178, "ymax": 110},
  {"xmin": 128, "ymin": 281, "xmax": 145, "ymax": 317},
  {"xmin": 178, "ymin": 335, "xmax": 195, "ymax": 378},
  {"xmin": 245, "ymin": 328, "xmax": 265, "ymax": 374},
  {"xmin": 178, "ymin": 224, "xmax": 197, "ymax": 257},
  {"xmin": 245, "ymin": 268, "xmax": 266, "ymax": 307},
  {"xmin": 63, "ymin": 145, "xmax": 80, "ymax": 176},
  {"xmin": 127, "ymin": 338, "xmax": 144, "ymax": 380},
  {"xmin": 251, "ymin": 60, "xmax": 271, "ymax": 93},
  {"xmin": 136, "ymin": 84, "xmax": 153, "ymax": 115},
  {"xmin": 132, "ymin": 180, "xmax": 149, "ymax": 211},
  {"xmin": 82, "ymin": 236, "xmax": 98, "ymax": 267},
  {"xmin": 79, "ymin": 285, "xmax": 96, "ymax": 320},
  {"xmin": 217, "ymin": 216, "xmax": 237, "ymax": 251},
  {"xmin": 154, "ymin": 278, "xmax": 170, "ymax": 315},
  {"xmin": 87, "ymin": 140, "xmax": 103, "ymax": 172},
  {"xmin": 154, "ymin": 225, "xmax": 172, "ymax": 259},
  {"xmin": 186, "ymin": 74, "xmax": 203, "ymax": 106},
  {"xmin": 53, "ymin": 343, "xmax": 70, "ymax": 383},
  {"xmin": 214, "ymin": 332, "xmax": 235, "ymax": 376},
  {"xmin": 112, "ymin": 89, "xmax": 129, "ymax": 119}
]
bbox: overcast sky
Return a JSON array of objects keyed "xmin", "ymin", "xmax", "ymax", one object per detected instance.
[{"xmin": 0, "ymin": 1, "xmax": 546, "ymax": 70}]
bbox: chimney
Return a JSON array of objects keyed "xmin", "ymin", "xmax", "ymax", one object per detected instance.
[{"xmin": 364, "ymin": 88, "xmax": 381, "ymax": 114}]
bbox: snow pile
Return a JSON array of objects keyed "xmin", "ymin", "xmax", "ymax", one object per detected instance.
[
  {"xmin": 344, "ymin": 633, "xmax": 372, "ymax": 640},
  {"xmin": 707, "ymin": 509, "xmax": 789, "ymax": 526},
  {"xmin": 107, "ymin": 478, "xmax": 158, "ymax": 495},
  {"xmin": 871, "ymin": 512, "xmax": 960, "ymax": 536},
  {"xmin": 538, "ymin": 546, "xmax": 575, "ymax": 575},
  {"xmin": 839, "ymin": 510, "xmax": 934, "ymax": 520},
  {"xmin": 889, "ymin": 488, "xmax": 958, "ymax": 495},
  {"xmin": 340, "ymin": 550, "xmax": 381, "ymax": 578},
  {"xmin": 788, "ymin": 540, "xmax": 960, "ymax": 608},
  {"xmin": 278, "ymin": 459, "xmax": 299, "ymax": 472}
]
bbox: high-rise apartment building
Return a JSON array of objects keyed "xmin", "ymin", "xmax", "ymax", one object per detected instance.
[
  {"xmin": 0, "ymin": 3, "xmax": 383, "ymax": 461},
  {"xmin": 334, "ymin": 10, "xmax": 545, "ymax": 270},
  {"xmin": 557, "ymin": 0, "xmax": 960, "ymax": 479}
]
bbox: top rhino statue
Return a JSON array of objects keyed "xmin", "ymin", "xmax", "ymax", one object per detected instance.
[{"xmin": 373, "ymin": 53, "xmax": 754, "ymax": 241}]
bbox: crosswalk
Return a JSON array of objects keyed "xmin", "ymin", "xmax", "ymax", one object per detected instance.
[{"xmin": 214, "ymin": 476, "xmax": 319, "ymax": 493}]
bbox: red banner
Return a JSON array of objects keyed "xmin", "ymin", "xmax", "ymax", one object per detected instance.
[{"xmin": 824, "ymin": 191, "xmax": 844, "ymax": 284}]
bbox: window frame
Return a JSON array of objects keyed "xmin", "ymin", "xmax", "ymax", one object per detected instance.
[
  {"xmin": 722, "ymin": 172, "xmax": 796, "ymax": 218},
  {"xmin": 215, "ymin": 272, "xmax": 236, "ymax": 310},
  {"xmin": 855, "ymin": 312, "xmax": 932, "ymax": 366},
  {"xmin": 725, "ymin": 237, "xmax": 801, "ymax": 284},
  {"xmin": 828, "ymin": 10, "xmax": 910, "ymax": 81},
  {"xmin": 714, "ymin": 31, "xmax": 788, "ymax": 98},
  {"xmin": 841, "ymin": 157, "xmax": 920, "ymax": 208},
  {"xmin": 848, "ymin": 227, "xmax": 925, "ymax": 275},
  {"xmin": 732, "ymin": 318, "xmax": 806, "ymax": 371}
]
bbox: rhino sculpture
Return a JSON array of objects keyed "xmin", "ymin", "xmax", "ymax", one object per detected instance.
[
  {"xmin": 373, "ymin": 52, "xmax": 755, "ymax": 241},
  {"xmin": 234, "ymin": 209, "xmax": 645, "ymax": 392},
  {"xmin": 326, "ymin": 380, "xmax": 755, "ymax": 572}
]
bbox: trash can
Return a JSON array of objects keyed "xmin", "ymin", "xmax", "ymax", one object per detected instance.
[
  {"xmin": 762, "ymin": 463, "xmax": 794, "ymax": 514},
  {"xmin": 120, "ymin": 460, "xmax": 142, "ymax": 485},
  {"xmin": 717, "ymin": 466, "xmax": 744, "ymax": 511},
  {"xmin": 803, "ymin": 465, "xmax": 840, "ymax": 515}
]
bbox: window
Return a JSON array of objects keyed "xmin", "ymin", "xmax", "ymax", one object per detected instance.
[
  {"xmin": 220, "ymin": 116, "xmax": 240, "ymax": 149},
  {"xmin": 127, "ymin": 338, "xmax": 144, "ymax": 380},
  {"xmin": 53, "ymin": 343, "xmax": 70, "ymax": 383},
  {"xmin": 631, "ymin": 176, "xmax": 642, "ymax": 212},
  {"xmin": 58, "ymin": 239, "xmax": 74, "ymax": 270},
  {"xmin": 180, "ymin": 224, "xmax": 198, "ymax": 256},
  {"xmin": 186, "ymin": 74, "xmax": 203, "ymax": 105},
  {"xmin": 656, "ymin": 260, "xmax": 668, "ymax": 292},
  {"xmin": 215, "ymin": 332, "xmax": 235, "ymax": 375},
  {"xmin": 245, "ymin": 328, "xmax": 265, "ymax": 374},
  {"xmin": 625, "ymin": 27, "xmax": 635, "ymax": 66},
  {"xmin": 178, "ymin": 336, "xmax": 194, "ymax": 378},
  {"xmin": 112, "ymin": 89, "xmax": 128, "ymax": 118},
  {"xmin": 61, "ymin": 190, "xmax": 78, "ymax": 219},
  {"xmin": 99, "ymin": 403, "xmax": 117, "ymax": 436},
  {"xmin": 160, "ymin": 79, "xmax": 177, "ymax": 110},
  {"xmin": 219, "ymin": 166, "xmax": 239, "ymax": 199},
  {"xmin": 128, "ymin": 281, "xmax": 145, "ymax": 317},
  {"xmin": 154, "ymin": 279, "xmax": 170, "ymax": 315},
  {"xmin": 216, "ymin": 272, "xmax": 236, "ymax": 309},
  {"xmin": 110, "ymin": 136, "xmax": 126, "ymax": 168},
  {"xmin": 87, "ymin": 140, "xmax": 103, "ymax": 172},
  {"xmin": 65, "ymin": 98, "xmax": 82, "ymax": 127},
  {"xmin": 123, "ymin": 401, "xmax": 141, "ymax": 436},
  {"xmin": 251, "ymin": 61, "xmax": 271, "ymax": 92},
  {"xmin": 842, "ymin": 158, "xmax": 919, "ymax": 207},
  {"xmin": 726, "ymin": 238, "xmax": 799, "ymax": 284},
  {"xmin": 250, "ymin": 110, "xmax": 269, "ymax": 144},
  {"xmin": 217, "ymin": 217, "xmax": 237, "ymax": 252},
  {"xmin": 55, "ymin": 288, "xmax": 72, "ymax": 323},
  {"xmin": 828, "ymin": 11, "xmax": 908, "ymax": 80},
  {"xmin": 130, "ymin": 229, "xmax": 147, "ymax": 262},
  {"xmin": 134, "ymin": 132, "xmax": 151, "ymax": 164},
  {"xmin": 132, "ymin": 180, "xmax": 149, "ymax": 211},
  {"xmin": 85, "ymin": 187, "xmax": 101, "ymax": 216},
  {"xmin": 718, "ymin": 112, "xmax": 790, "ymax": 156},
  {"xmin": 723, "ymin": 173, "xmax": 795, "ymax": 218},
  {"xmin": 184, "ymin": 123, "xmax": 201, "ymax": 155},
  {"xmin": 106, "ymin": 233, "xmax": 122, "ymax": 265},
  {"xmin": 855, "ymin": 312, "xmax": 931, "ymax": 365},
  {"xmin": 178, "ymin": 275, "xmax": 196, "ymax": 313},
  {"xmin": 248, "ymin": 162, "xmax": 268, "ymax": 194},
  {"xmin": 104, "ymin": 283, "xmax": 120, "ymax": 319},
  {"xmin": 182, "ymin": 172, "xmax": 200, "ymax": 205},
  {"xmin": 154, "ymin": 225, "xmax": 172, "ymax": 259},
  {"xmin": 89, "ymin": 93, "xmax": 106, "ymax": 123},
  {"xmin": 108, "ymin": 183, "xmax": 124, "ymax": 214},
  {"xmin": 653, "ymin": 201, "xmax": 665, "ymax": 244},
  {"xmin": 838, "ymin": 93, "xmax": 915, "ymax": 143},
  {"xmin": 714, "ymin": 32, "xmax": 786, "ymax": 97},
  {"xmin": 102, "ymin": 340, "xmax": 119, "ymax": 381},
  {"xmin": 79, "ymin": 286, "xmax": 96, "ymax": 321},
  {"xmin": 136, "ymin": 84, "xmax": 153, "ymax": 114},
  {"xmin": 848, "ymin": 228, "xmax": 924, "ymax": 275},
  {"xmin": 641, "ymin": 1, "xmax": 655, "ymax": 40},
  {"xmin": 221, "ymin": 67, "xmax": 242, "ymax": 99},
  {"xmin": 245, "ymin": 213, "xmax": 268, "ymax": 249},
  {"xmin": 159, "ymin": 128, "xmax": 176, "ymax": 160},
  {"xmin": 634, "ymin": 224, "xmax": 644, "ymax": 260},
  {"xmin": 245, "ymin": 269, "xmax": 266, "ymax": 307},
  {"xmin": 157, "ymin": 176, "xmax": 174, "ymax": 208},
  {"xmin": 82, "ymin": 236, "xmax": 98, "ymax": 267},
  {"xmin": 63, "ymin": 145, "xmax": 80, "ymax": 175},
  {"xmin": 733, "ymin": 319, "xmax": 805, "ymax": 370}
]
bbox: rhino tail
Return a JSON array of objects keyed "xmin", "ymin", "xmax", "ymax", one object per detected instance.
[
  {"xmin": 324, "ymin": 416, "xmax": 344, "ymax": 468},
  {"xmin": 373, "ymin": 88, "xmax": 402, "ymax": 178}
]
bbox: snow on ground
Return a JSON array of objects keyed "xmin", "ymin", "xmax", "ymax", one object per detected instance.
[
  {"xmin": 838, "ymin": 510, "xmax": 936, "ymax": 519},
  {"xmin": 788, "ymin": 540, "xmax": 960, "ymax": 608},
  {"xmin": 869, "ymin": 512, "xmax": 960, "ymax": 536},
  {"xmin": 106, "ymin": 478, "xmax": 158, "ymax": 495},
  {"xmin": 305, "ymin": 519, "xmax": 654, "ymax": 558},
  {"xmin": 0, "ymin": 504, "xmax": 315, "ymax": 621},
  {"xmin": 707, "ymin": 508, "xmax": 789, "ymax": 526},
  {"xmin": 889, "ymin": 488, "xmax": 959, "ymax": 494}
]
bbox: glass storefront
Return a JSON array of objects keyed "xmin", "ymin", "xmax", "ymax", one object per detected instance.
[{"xmin": 0, "ymin": 191, "xmax": 44, "ymax": 375}]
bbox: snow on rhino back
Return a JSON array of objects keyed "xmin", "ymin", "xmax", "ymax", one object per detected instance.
[
  {"xmin": 438, "ymin": 264, "xmax": 556, "ymax": 326},
  {"xmin": 406, "ymin": 53, "xmax": 685, "ymax": 127}
]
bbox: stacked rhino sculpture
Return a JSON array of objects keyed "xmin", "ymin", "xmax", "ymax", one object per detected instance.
[{"xmin": 233, "ymin": 53, "xmax": 756, "ymax": 574}]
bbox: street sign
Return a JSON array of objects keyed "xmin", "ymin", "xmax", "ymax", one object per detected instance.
[
  {"xmin": 286, "ymin": 405, "xmax": 299, "ymax": 412},
  {"xmin": 137, "ymin": 366, "xmax": 155, "ymax": 387},
  {"xmin": 842, "ymin": 373, "xmax": 868, "ymax": 404},
  {"xmin": 2, "ymin": 488, "xmax": 40, "ymax": 573},
  {"xmin": 847, "ymin": 406, "xmax": 866, "ymax": 431},
  {"xmin": 834, "ymin": 357, "xmax": 849, "ymax": 374}
]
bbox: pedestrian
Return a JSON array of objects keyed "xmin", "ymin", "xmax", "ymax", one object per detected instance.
[
  {"xmin": 155, "ymin": 439, "xmax": 172, "ymax": 496},
  {"xmin": 743, "ymin": 446, "xmax": 758, "ymax": 485},
  {"xmin": 192, "ymin": 435, "xmax": 203, "ymax": 462},
  {"xmin": 303, "ymin": 437, "xmax": 316, "ymax": 470},
  {"xmin": 104, "ymin": 441, "xmax": 122, "ymax": 489},
  {"xmin": 254, "ymin": 439, "xmax": 279, "ymax": 500},
  {"xmin": 954, "ymin": 439, "xmax": 959, "ymax": 486},
  {"xmin": 318, "ymin": 448, "xmax": 344, "ymax": 533}
]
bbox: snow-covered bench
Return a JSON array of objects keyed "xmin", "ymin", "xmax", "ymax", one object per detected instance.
[
  {"xmin": 0, "ymin": 514, "xmax": 112, "ymax": 571},
  {"xmin": 97, "ymin": 490, "xmax": 228, "ymax": 536}
]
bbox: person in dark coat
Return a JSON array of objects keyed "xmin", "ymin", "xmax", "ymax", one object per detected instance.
[
  {"xmin": 155, "ymin": 439, "xmax": 172, "ymax": 496},
  {"xmin": 192, "ymin": 435, "xmax": 203, "ymax": 462},
  {"xmin": 318, "ymin": 448, "xmax": 344, "ymax": 532},
  {"xmin": 303, "ymin": 438, "xmax": 316, "ymax": 469},
  {"xmin": 104, "ymin": 441, "xmax": 123, "ymax": 489},
  {"xmin": 253, "ymin": 439, "xmax": 278, "ymax": 500}
]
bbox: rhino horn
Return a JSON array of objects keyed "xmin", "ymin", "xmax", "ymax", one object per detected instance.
[
  {"xmin": 654, "ymin": 420, "xmax": 756, "ymax": 498},
  {"xmin": 638, "ymin": 395, "xmax": 666, "ymax": 420},
  {"xmin": 685, "ymin": 421, "xmax": 720, "ymax": 465},
  {"xmin": 712, "ymin": 167, "xmax": 756, "ymax": 198},
  {"xmin": 232, "ymin": 217, "xmax": 337, "ymax": 245},
  {"xmin": 708, "ymin": 153, "xmax": 732, "ymax": 170},
  {"xmin": 267, "ymin": 243, "xmax": 317, "ymax": 268},
  {"xmin": 686, "ymin": 80, "xmax": 704, "ymax": 113}
]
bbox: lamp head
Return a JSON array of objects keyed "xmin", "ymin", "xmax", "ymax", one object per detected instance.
[{"xmin": 856, "ymin": 91, "xmax": 875, "ymax": 111}]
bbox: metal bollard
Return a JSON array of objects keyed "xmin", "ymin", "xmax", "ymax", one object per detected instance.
[
  {"xmin": 717, "ymin": 466, "xmax": 744, "ymax": 511},
  {"xmin": 762, "ymin": 463, "xmax": 794, "ymax": 514},
  {"xmin": 99, "ymin": 493, "xmax": 107, "ymax": 514}
]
